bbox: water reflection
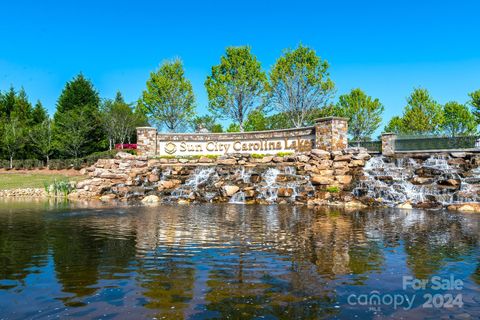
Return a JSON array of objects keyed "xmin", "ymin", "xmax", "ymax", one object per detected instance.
[{"xmin": 0, "ymin": 201, "xmax": 478, "ymax": 319}]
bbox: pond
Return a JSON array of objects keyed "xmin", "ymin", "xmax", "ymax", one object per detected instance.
[{"xmin": 0, "ymin": 200, "xmax": 479, "ymax": 319}]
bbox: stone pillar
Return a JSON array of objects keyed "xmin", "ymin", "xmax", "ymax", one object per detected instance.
[
  {"xmin": 381, "ymin": 133, "xmax": 396, "ymax": 156},
  {"xmin": 136, "ymin": 127, "xmax": 157, "ymax": 157},
  {"xmin": 314, "ymin": 117, "xmax": 349, "ymax": 152}
]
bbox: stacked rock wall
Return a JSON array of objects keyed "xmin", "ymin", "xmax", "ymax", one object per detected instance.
[{"xmin": 70, "ymin": 149, "xmax": 370, "ymax": 207}]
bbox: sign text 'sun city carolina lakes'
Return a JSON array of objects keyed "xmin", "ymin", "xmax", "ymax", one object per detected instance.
[{"xmin": 160, "ymin": 136, "xmax": 313, "ymax": 156}]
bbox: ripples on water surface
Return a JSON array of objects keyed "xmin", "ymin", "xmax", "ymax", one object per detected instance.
[{"xmin": 0, "ymin": 200, "xmax": 479, "ymax": 319}]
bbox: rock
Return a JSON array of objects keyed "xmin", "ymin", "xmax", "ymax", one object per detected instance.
[
  {"xmin": 336, "ymin": 175, "xmax": 352, "ymax": 185},
  {"xmin": 297, "ymin": 155, "xmax": 310, "ymax": 162},
  {"xmin": 310, "ymin": 149, "xmax": 331, "ymax": 159},
  {"xmin": 411, "ymin": 177, "xmax": 434, "ymax": 185},
  {"xmin": 349, "ymin": 159, "xmax": 365, "ymax": 167},
  {"xmin": 334, "ymin": 154, "xmax": 352, "ymax": 161},
  {"xmin": 277, "ymin": 187, "xmax": 294, "ymax": 197},
  {"xmin": 250, "ymin": 174, "xmax": 262, "ymax": 183},
  {"xmin": 333, "ymin": 161, "xmax": 349, "ymax": 169},
  {"xmin": 116, "ymin": 152, "xmax": 135, "ymax": 160},
  {"xmin": 160, "ymin": 180, "xmax": 180, "ymax": 189},
  {"xmin": 447, "ymin": 202, "xmax": 480, "ymax": 212},
  {"xmin": 218, "ymin": 158, "xmax": 237, "ymax": 165},
  {"xmin": 223, "ymin": 185, "xmax": 240, "ymax": 196},
  {"xmin": 273, "ymin": 157, "xmax": 283, "ymax": 163},
  {"xmin": 244, "ymin": 189, "xmax": 256, "ymax": 198},
  {"xmin": 353, "ymin": 152, "xmax": 371, "ymax": 160},
  {"xmin": 178, "ymin": 158, "xmax": 189, "ymax": 163},
  {"xmin": 317, "ymin": 169, "xmax": 334, "ymax": 176},
  {"xmin": 199, "ymin": 156, "xmax": 214, "ymax": 163},
  {"xmin": 397, "ymin": 201, "xmax": 413, "ymax": 209},
  {"xmin": 311, "ymin": 175, "xmax": 334, "ymax": 185},
  {"xmin": 148, "ymin": 174, "xmax": 159, "ymax": 182},
  {"xmin": 450, "ymin": 152, "xmax": 467, "ymax": 158},
  {"xmin": 257, "ymin": 156, "xmax": 274, "ymax": 163},
  {"xmin": 141, "ymin": 195, "xmax": 160, "ymax": 204},
  {"xmin": 438, "ymin": 179, "xmax": 460, "ymax": 187},
  {"xmin": 100, "ymin": 194, "xmax": 116, "ymax": 201}
]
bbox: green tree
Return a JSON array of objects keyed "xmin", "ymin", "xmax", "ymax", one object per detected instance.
[
  {"xmin": 192, "ymin": 115, "xmax": 223, "ymax": 133},
  {"xmin": 442, "ymin": 101, "xmax": 477, "ymax": 137},
  {"xmin": 401, "ymin": 88, "xmax": 443, "ymax": 135},
  {"xmin": 10, "ymin": 87, "xmax": 33, "ymax": 124},
  {"xmin": 55, "ymin": 74, "xmax": 100, "ymax": 114},
  {"xmin": 140, "ymin": 59, "xmax": 195, "ymax": 132},
  {"xmin": 244, "ymin": 109, "xmax": 268, "ymax": 131},
  {"xmin": 269, "ymin": 44, "xmax": 335, "ymax": 128},
  {"xmin": 101, "ymin": 92, "xmax": 141, "ymax": 149},
  {"xmin": 54, "ymin": 109, "xmax": 92, "ymax": 159},
  {"xmin": 0, "ymin": 86, "xmax": 17, "ymax": 119},
  {"xmin": 336, "ymin": 89, "xmax": 384, "ymax": 141},
  {"xmin": 1, "ymin": 118, "xmax": 25, "ymax": 168},
  {"xmin": 29, "ymin": 119, "xmax": 54, "ymax": 165},
  {"xmin": 31, "ymin": 100, "xmax": 48, "ymax": 125},
  {"xmin": 468, "ymin": 89, "xmax": 480, "ymax": 123},
  {"xmin": 53, "ymin": 74, "xmax": 104, "ymax": 157},
  {"xmin": 384, "ymin": 116, "xmax": 404, "ymax": 134},
  {"xmin": 205, "ymin": 46, "xmax": 267, "ymax": 132}
]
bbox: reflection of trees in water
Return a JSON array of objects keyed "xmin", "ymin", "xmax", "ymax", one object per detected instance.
[
  {"xmin": 48, "ymin": 213, "xmax": 137, "ymax": 307},
  {"xmin": 1, "ymin": 203, "xmax": 479, "ymax": 317},
  {"xmin": 0, "ymin": 210, "xmax": 48, "ymax": 289},
  {"xmin": 384, "ymin": 210, "xmax": 478, "ymax": 279}
]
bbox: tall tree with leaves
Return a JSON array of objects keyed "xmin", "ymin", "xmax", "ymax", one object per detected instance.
[
  {"xmin": 469, "ymin": 89, "xmax": 480, "ymax": 123},
  {"xmin": 336, "ymin": 89, "xmax": 384, "ymax": 141},
  {"xmin": 101, "ymin": 92, "xmax": 142, "ymax": 149},
  {"xmin": 384, "ymin": 116, "xmax": 404, "ymax": 134},
  {"xmin": 269, "ymin": 45, "xmax": 335, "ymax": 128},
  {"xmin": 192, "ymin": 115, "xmax": 223, "ymax": 133},
  {"xmin": 442, "ymin": 101, "xmax": 476, "ymax": 137},
  {"xmin": 400, "ymin": 88, "xmax": 443, "ymax": 135},
  {"xmin": 205, "ymin": 46, "xmax": 267, "ymax": 132},
  {"xmin": 1, "ymin": 118, "xmax": 25, "ymax": 168},
  {"xmin": 140, "ymin": 59, "xmax": 195, "ymax": 132},
  {"xmin": 29, "ymin": 119, "xmax": 54, "ymax": 165},
  {"xmin": 31, "ymin": 100, "xmax": 48, "ymax": 125},
  {"xmin": 53, "ymin": 73, "xmax": 104, "ymax": 156}
]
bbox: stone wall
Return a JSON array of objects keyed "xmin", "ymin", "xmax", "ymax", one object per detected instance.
[
  {"xmin": 137, "ymin": 117, "xmax": 348, "ymax": 157},
  {"xmin": 70, "ymin": 149, "xmax": 370, "ymax": 207}
]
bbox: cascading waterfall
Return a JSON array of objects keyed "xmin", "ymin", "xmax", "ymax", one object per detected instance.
[{"xmin": 355, "ymin": 155, "xmax": 480, "ymax": 207}]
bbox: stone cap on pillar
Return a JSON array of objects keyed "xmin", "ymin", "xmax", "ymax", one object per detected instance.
[
  {"xmin": 314, "ymin": 116, "xmax": 349, "ymax": 123},
  {"xmin": 137, "ymin": 126, "xmax": 157, "ymax": 130},
  {"xmin": 381, "ymin": 132, "xmax": 397, "ymax": 136}
]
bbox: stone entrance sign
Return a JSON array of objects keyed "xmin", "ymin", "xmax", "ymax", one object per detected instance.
[{"xmin": 137, "ymin": 117, "xmax": 348, "ymax": 157}]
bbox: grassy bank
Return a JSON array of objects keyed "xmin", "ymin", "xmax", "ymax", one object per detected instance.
[{"xmin": 0, "ymin": 172, "xmax": 84, "ymax": 190}]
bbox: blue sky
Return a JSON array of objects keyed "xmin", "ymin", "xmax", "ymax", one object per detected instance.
[{"xmin": 1, "ymin": 0, "xmax": 479, "ymax": 132}]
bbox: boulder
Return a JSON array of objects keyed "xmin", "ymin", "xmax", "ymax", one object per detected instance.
[
  {"xmin": 310, "ymin": 149, "xmax": 331, "ymax": 159},
  {"xmin": 148, "ymin": 174, "xmax": 160, "ymax": 183},
  {"xmin": 311, "ymin": 175, "xmax": 334, "ymax": 185},
  {"xmin": 218, "ymin": 158, "xmax": 237, "ymax": 165},
  {"xmin": 411, "ymin": 177, "xmax": 434, "ymax": 185},
  {"xmin": 450, "ymin": 152, "xmax": 467, "ymax": 158},
  {"xmin": 277, "ymin": 187, "xmax": 294, "ymax": 197},
  {"xmin": 141, "ymin": 195, "xmax": 160, "ymax": 204},
  {"xmin": 297, "ymin": 155, "xmax": 310, "ymax": 163},
  {"xmin": 334, "ymin": 154, "xmax": 352, "ymax": 161},
  {"xmin": 100, "ymin": 194, "xmax": 116, "ymax": 202},
  {"xmin": 352, "ymin": 152, "xmax": 371, "ymax": 160},
  {"xmin": 223, "ymin": 185, "xmax": 240, "ymax": 196},
  {"xmin": 199, "ymin": 156, "xmax": 214, "ymax": 163},
  {"xmin": 447, "ymin": 202, "xmax": 480, "ymax": 213},
  {"xmin": 336, "ymin": 175, "xmax": 352, "ymax": 185},
  {"xmin": 397, "ymin": 201, "xmax": 413, "ymax": 209}
]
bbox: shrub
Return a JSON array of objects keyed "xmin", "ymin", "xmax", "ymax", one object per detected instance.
[
  {"xmin": 45, "ymin": 179, "xmax": 75, "ymax": 197},
  {"xmin": 251, "ymin": 154, "xmax": 266, "ymax": 159},
  {"xmin": 276, "ymin": 152, "xmax": 294, "ymax": 157},
  {"xmin": 326, "ymin": 186, "xmax": 340, "ymax": 193}
]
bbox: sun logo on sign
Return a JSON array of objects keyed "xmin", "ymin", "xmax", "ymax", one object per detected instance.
[{"xmin": 164, "ymin": 142, "xmax": 177, "ymax": 154}]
